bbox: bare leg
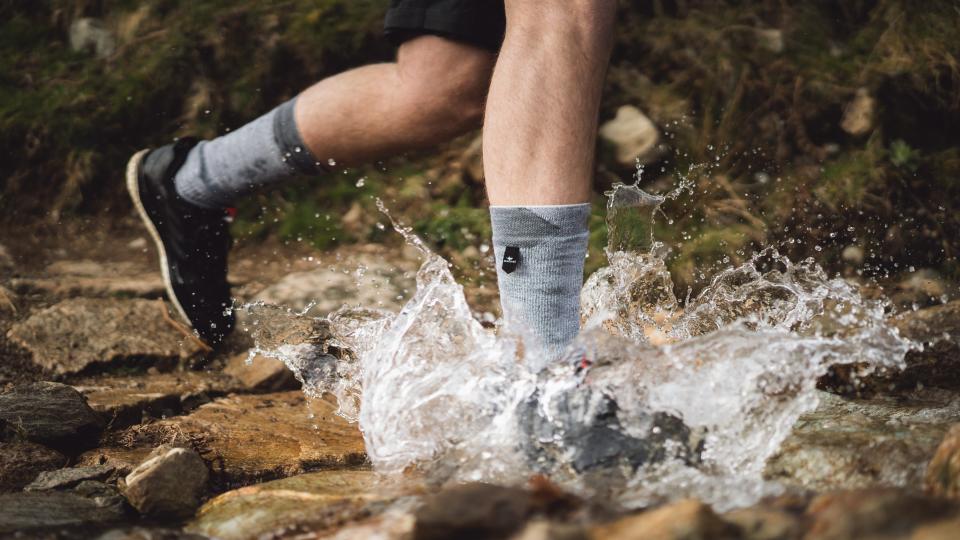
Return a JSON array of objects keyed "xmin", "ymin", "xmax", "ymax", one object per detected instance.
[
  {"xmin": 484, "ymin": 1, "xmax": 617, "ymax": 353},
  {"xmin": 483, "ymin": 1, "xmax": 617, "ymax": 205},
  {"xmin": 296, "ymin": 35, "xmax": 495, "ymax": 166}
]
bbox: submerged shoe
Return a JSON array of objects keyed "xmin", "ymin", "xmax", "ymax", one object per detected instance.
[{"xmin": 126, "ymin": 138, "xmax": 235, "ymax": 347}]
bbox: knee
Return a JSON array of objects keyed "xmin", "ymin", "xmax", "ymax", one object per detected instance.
[
  {"xmin": 397, "ymin": 36, "xmax": 493, "ymax": 132},
  {"xmin": 506, "ymin": 0, "xmax": 617, "ymax": 40}
]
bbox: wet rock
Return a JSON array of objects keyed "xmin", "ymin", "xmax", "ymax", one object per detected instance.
[
  {"xmin": 10, "ymin": 272, "xmax": 165, "ymax": 299},
  {"xmin": 7, "ymin": 298, "xmax": 205, "ymax": 375},
  {"xmin": 0, "ymin": 481, "xmax": 128, "ymax": 534},
  {"xmin": 766, "ymin": 390, "xmax": 960, "ymax": 491},
  {"xmin": 599, "ymin": 105, "xmax": 661, "ymax": 167},
  {"xmin": 0, "ymin": 381, "xmax": 104, "ymax": 452},
  {"xmin": 241, "ymin": 302, "xmax": 336, "ymax": 351},
  {"xmin": 925, "ymin": 424, "xmax": 960, "ymax": 499},
  {"xmin": 69, "ymin": 18, "xmax": 116, "ymax": 58},
  {"xmin": 124, "ymin": 446, "xmax": 208, "ymax": 518},
  {"xmin": 804, "ymin": 488, "xmax": 956, "ymax": 539},
  {"xmin": 841, "ymin": 88, "xmax": 876, "ymax": 136},
  {"xmin": 820, "ymin": 301, "xmax": 960, "ymax": 394},
  {"xmin": 73, "ymin": 371, "xmax": 244, "ymax": 429},
  {"xmin": 0, "ymin": 441, "xmax": 66, "ymax": 492},
  {"xmin": 722, "ymin": 507, "xmax": 801, "ymax": 540},
  {"xmin": 78, "ymin": 446, "xmax": 155, "ymax": 476},
  {"xmin": 892, "ymin": 269, "xmax": 953, "ymax": 308},
  {"xmin": 188, "ymin": 470, "xmax": 384, "ymax": 540},
  {"xmin": 911, "ymin": 518, "xmax": 960, "ymax": 540},
  {"xmin": 97, "ymin": 527, "xmax": 208, "ymax": 540},
  {"xmin": 113, "ymin": 392, "xmax": 366, "ymax": 488},
  {"xmin": 224, "ymin": 352, "xmax": 300, "ymax": 392},
  {"xmin": 252, "ymin": 255, "xmax": 414, "ymax": 316},
  {"xmin": 26, "ymin": 464, "xmax": 117, "ymax": 491},
  {"xmin": 590, "ymin": 499, "xmax": 741, "ymax": 540},
  {"xmin": 413, "ymin": 482, "xmax": 580, "ymax": 540}
]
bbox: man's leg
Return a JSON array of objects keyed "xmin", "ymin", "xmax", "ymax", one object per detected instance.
[
  {"xmin": 484, "ymin": 1, "xmax": 617, "ymax": 354},
  {"xmin": 175, "ymin": 36, "xmax": 495, "ymax": 209}
]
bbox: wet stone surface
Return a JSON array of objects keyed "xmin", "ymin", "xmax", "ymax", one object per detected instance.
[
  {"xmin": 765, "ymin": 390, "xmax": 960, "ymax": 491},
  {"xmin": 106, "ymin": 391, "xmax": 367, "ymax": 489},
  {"xmin": 0, "ymin": 480, "xmax": 130, "ymax": 535},
  {"xmin": 7, "ymin": 298, "xmax": 206, "ymax": 375},
  {"xmin": 0, "ymin": 441, "xmax": 67, "ymax": 492},
  {"xmin": 0, "ymin": 381, "xmax": 104, "ymax": 453}
]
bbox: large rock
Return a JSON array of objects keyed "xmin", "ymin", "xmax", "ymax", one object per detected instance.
[
  {"xmin": 111, "ymin": 392, "xmax": 366, "ymax": 488},
  {"xmin": 803, "ymin": 488, "xmax": 956, "ymax": 539},
  {"xmin": 0, "ymin": 441, "xmax": 66, "ymax": 492},
  {"xmin": 73, "ymin": 371, "xmax": 244, "ymax": 429},
  {"xmin": 599, "ymin": 105, "xmax": 661, "ymax": 167},
  {"xmin": 188, "ymin": 470, "xmax": 385, "ymax": 540},
  {"xmin": 0, "ymin": 480, "xmax": 129, "ymax": 534},
  {"xmin": 925, "ymin": 424, "xmax": 960, "ymax": 499},
  {"xmin": 766, "ymin": 390, "xmax": 960, "ymax": 491},
  {"xmin": 413, "ymin": 482, "xmax": 580, "ymax": 540},
  {"xmin": 124, "ymin": 446, "xmax": 209, "ymax": 518},
  {"xmin": 589, "ymin": 500, "xmax": 741, "ymax": 540},
  {"xmin": 26, "ymin": 464, "xmax": 117, "ymax": 491},
  {"xmin": 10, "ymin": 259, "xmax": 165, "ymax": 299},
  {"xmin": 224, "ymin": 352, "xmax": 300, "ymax": 392},
  {"xmin": 252, "ymin": 254, "xmax": 415, "ymax": 317},
  {"xmin": 0, "ymin": 381, "xmax": 104, "ymax": 452},
  {"xmin": 7, "ymin": 298, "xmax": 206, "ymax": 375}
]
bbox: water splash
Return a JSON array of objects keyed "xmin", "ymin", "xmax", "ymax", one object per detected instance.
[{"xmin": 242, "ymin": 183, "xmax": 913, "ymax": 510}]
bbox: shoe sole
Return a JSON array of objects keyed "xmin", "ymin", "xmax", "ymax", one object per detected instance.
[{"xmin": 126, "ymin": 149, "xmax": 193, "ymax": 328}]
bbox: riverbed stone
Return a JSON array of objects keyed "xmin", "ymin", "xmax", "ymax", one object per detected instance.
[
  {"xmin": 97, "ymin": 527, "xmax": 208, "ymax": 540},
  {"xmin": 10, "ymin": 259, "xmax": 165, "ymax": 299},
  {"xmin": 0, "ymin": 441, "xmax": 67, "ymax": 492},
  {"xmin": 0, "ymin": 381, "xmax": 104, "ymax": 452},
  {"xmin": 224, "ymin": 352, "xmax": 300, "ymax": 392},
  {"xmin": 73, "ymin": 371, "xmax": 244, "ymax": 429},
  {"xmin": 112, "ymin": 392, "xmax": 366, "ymax": 488},
  {"xmin": 803, "ymin": 488, "xmax": 956, "ymax": 540},
  {"xmin": 766, "ymin": 390, "xmax": 960, "ymax": 491},
  {"xmin": 722, "ymin": 507, "xmax": 802, "ymax": 540},
  {"xmin": 187, "ymin": 470, "xmax": 385, "ymax": 540},
  {"xmin": 78, "ymin": 446, "xmax": 156, "ymax": 476},
  {"xmin": 7, "ymin": 298, "xmax": 206, "ymax": 375},
  {"xmin": 124, "ymin": 446, "xmax": 209, "ymax": 518},
  {"xmin": 26, "ymin": 463, "xmax": 117, "ymax": 491},
  {"xmin": 0, "ymin": 480, "xmax": 129, "ymax": 534},
  {"xmin": 911, "ymin": 518, "xmax": 960, "ymax": 540},
  {"xmin": 925, "ymin": 424, "xmax": 960, "ymax": 499},
  {"xmin": 589, "ymin": 499, "xmax": 741, "ymax": 540}
]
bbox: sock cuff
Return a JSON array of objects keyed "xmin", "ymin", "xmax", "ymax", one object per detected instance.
[
  {"xmin": 490, "ymin": 203, "xmax": 591, "ymax": 243},
  {"xmin": 273, "ymin": 97, "xmax": 325, "ymax": 175}
]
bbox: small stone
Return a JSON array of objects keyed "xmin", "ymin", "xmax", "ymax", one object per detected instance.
[
  {"xmin": 755, "ymin": 28, "xmax": 784, "ymax": 53},
  {"xmin": 841, "ymin": 88, "xmax": 875, "ymax": 136},
  {"xmin": 511, "ymin": 520, "xmax": 587, "ymax": 540},
  {"xmin": 6, "ymin": 298, "xmax": 205, "ymax": 375},
  {"xmin": 461, "ymin": 245, "xmax": 481, "ymax": 261},
  {"xmin": 599, "ymin": 105, "xmax": 661, "ymax": 167},
  {"xmin": 590, "ymin": 500, "xmax": 741, "ymax": 540},
  {"xmin": 0, "ymin": 382, "xmax": 104, "ymax": 453},
  {"xmin": 841, "ymin": 245, "xmax": 864, "ymax": 265},
  {"xmin": 26, "ymin": 464, "xmax": 116, "ymax": 491},
  {"xmin": 124, "ymin": 446, "xmax": 209, "ymax": 518},
  {"xmin": 224, "ymin": 352, "xmax": 300, "ymax": 392},
  {"xmin": 127, "ymin": 237, "xmax": 148, "ymax": 250},
  {"xmin": 722, "ymin": 507, "xmax": 801, "ymax": 540},
  {"xmin": 925, "ymin": 424, "xmax": 960, "ymax": 499},
  {"xmin": 0, "ymin": 441, "xmax": 66, "ymax": 492},
  {"xmin": 69, "ymin": 18, "xmax": 116, "ymax": 58}
]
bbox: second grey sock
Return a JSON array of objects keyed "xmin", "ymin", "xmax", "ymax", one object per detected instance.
[
  {"xmin": 174, "ymin": 97, "xmax": 323, "ymax": 209},
  {"xmin": 491, "ymin": 204, "xmax": 591, "ymax": 356}
]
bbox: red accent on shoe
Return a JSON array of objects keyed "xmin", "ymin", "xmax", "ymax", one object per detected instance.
[{"xmin": 225, "ymin": 207, "xmax": 238, "ymax": 218}]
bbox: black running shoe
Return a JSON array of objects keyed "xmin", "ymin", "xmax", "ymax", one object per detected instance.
[{"xmin": 126, "ymin": 138, "xmax": 235, "ymax": 347}]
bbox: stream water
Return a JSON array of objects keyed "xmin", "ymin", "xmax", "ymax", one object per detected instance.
[{"xmin": 243, "ymin": 182, "xmax": 915, "ymax": 511}]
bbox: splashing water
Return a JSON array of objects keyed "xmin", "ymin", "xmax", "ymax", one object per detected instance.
[{"xmin": 242, "ymin": 184, "xmax": 913, "ymax": 510}]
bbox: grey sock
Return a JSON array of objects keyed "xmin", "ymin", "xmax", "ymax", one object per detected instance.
[
  {"xmin": 174, "ymin": 97, "xmax": 324, "ymax": 208},
  {"xmin": 491, "ymin": 204, "xmax": 591, "ymax": 355}
]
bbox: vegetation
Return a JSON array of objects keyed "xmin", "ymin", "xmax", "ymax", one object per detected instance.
[{"xmin": 2, "ymin": 0, "xmax": 957, "ymax": 293}]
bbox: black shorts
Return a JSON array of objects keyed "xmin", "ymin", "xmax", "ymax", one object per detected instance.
[{"xmin": 384, "ymin": 0, "xmax": 506, "ymax": 52}]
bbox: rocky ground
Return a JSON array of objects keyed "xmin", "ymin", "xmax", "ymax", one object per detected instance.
[{"xmin": 2, "ymin": 224, "xmax": 960, "ymax": 540}]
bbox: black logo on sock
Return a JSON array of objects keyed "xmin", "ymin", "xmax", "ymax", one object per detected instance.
[{"xmin": 502, "ymin": 246, "xmax": 521, "ymax": 274}]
